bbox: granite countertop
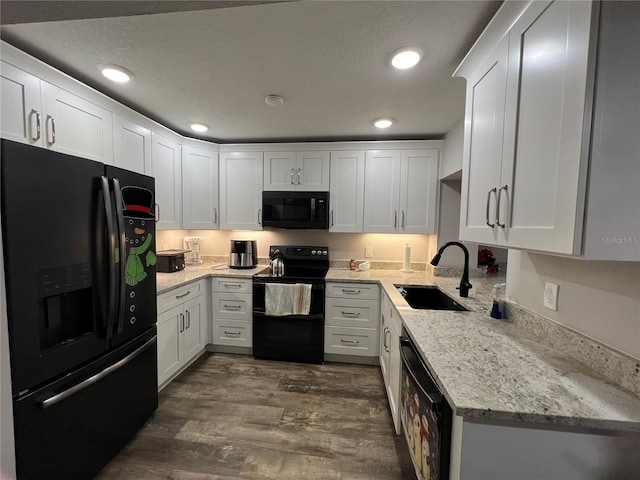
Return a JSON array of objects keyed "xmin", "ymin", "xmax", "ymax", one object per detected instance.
[
  {"xmin": 326, "ymin": 268, "xmax": 640, "ymax": 433},
  {"xmin": 156, "ymin": 263, "xmax": 267, "ymax": 295},
  {"xmin": 157, "ymin": 265, "xmax": 640, "ymax": 432}
]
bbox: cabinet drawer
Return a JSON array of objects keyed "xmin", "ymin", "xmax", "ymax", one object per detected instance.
[
  {"xmin": 211, "ymin": 320, "xmax": 252, "ymax": 347},
  {"xmin": 157, "ymin": 280, "xmax": 205, "ymax": 314},
  {"xmin": 211, "ymin": 277, "xmax": 252, "ymax": 294},
  {"xmin": 211, "ymin": 292, "xmax": 252, "ymax": 321},
  {"xmin": 324, "ymin": 326, "xmax": 378, "ymax": 357},
  {"xmin": 326, "ymin": 282, "xmax": 379, "ymax": 300},
  {"xmin": 325, "ymin": 298, "xmax": 379, "ymax": 329}
]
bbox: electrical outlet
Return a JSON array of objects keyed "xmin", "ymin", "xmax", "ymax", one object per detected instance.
[
  {"xmin": 365, "ymin": 245, "xmax": 373, "ymax": 258},
  {"xmin": 161, "ymin": 243, "xmax": 169, "ymax": 251},
  {"xmin": 543, "ymin": 282, "xmax": 559, "ymax": 311}
]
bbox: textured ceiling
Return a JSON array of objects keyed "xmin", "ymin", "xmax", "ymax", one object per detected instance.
[{"xmin": 1, "ymin": 1, "xmax": 501, "ymax": 143}]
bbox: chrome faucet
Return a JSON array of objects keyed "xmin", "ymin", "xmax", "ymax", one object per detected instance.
[{"xmin": 430, "ymin": 241, "xmax": 472, "ymax": 298}]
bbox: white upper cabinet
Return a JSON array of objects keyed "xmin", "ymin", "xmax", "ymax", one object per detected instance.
[
  {"xmin": 457, "ymin": 0, "xmax": 638, "ymax": 260},
  {"xmin": 500, "ymin": 0, "xmax": 593, "ymax": 253},
  {"xmin": 39, "ymin": 81, "xmax": 113, "ymax": 164},
  {"xmin": 113, "ymin": 115, "xmax": 151, "ymax": 174},
  {"xmin": 459, "ymin": 37, "xmax": 509, "ymax": 246},
  {"xmin": 263, "ymin": 151, "xmax": 330, "ymax": 191},
  {"xmin": 363, "ymin": 149, "xmax": 439, "ymax": 234},
  {"xmin": 151, "ymin": 133, "xmax": 182, "ymax": 230},
  {"xmin": 1, "ymin": 61, "xmax": 42, "ymax": 146},
  {"xmin": 220, "ymin": 151, "xmax": 264, "ymax": 230},
  {"xmin": 399, "ymin": 150, "xmax": 439, "ymax": 234},
  {"xmin": 363, "ymin": 150, "xmax": 402, "ymax": 233},
  {"xmin": 1, "ymin": 61, "xmax": 113, "ymax": 164},
  {"xmin": 329, "ymin": 150, "xmax": 365, "ymax": 232},
  {"xmin": 182, "ymin": 144, "xmax": 219, "ymax": 230}
]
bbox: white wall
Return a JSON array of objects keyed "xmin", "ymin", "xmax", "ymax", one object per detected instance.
[
  {"xmin": 436, "ymin": 119, "xmax": 478, "ymax": 267},
  {"xmin": 440, "ymin": 118, "xmax": 464, "ymax": 179},
  {"xmin": 506, "ymin": 251, "xmax": 640, "ymax": 359},
  {"xmin": 157, "ymin": 230, "xmax": 437, "ymax": 265}
]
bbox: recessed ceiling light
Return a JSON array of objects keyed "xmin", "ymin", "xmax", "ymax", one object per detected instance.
[
  {"xmin": 99, "ymin": 64, "xmax": 134, "ymax": 83},
  {"xmin": 374, "ymin": 118, "xmax": 393, "ymax": 129},
  {"xmin": 390, "ymin": 47, "xmax": 423, "ymax": 69},
  {"xmin": 190, "ymin": 123, "xmax": 208, "ymax": 133},
  {"xmin": 265, "ymin": 95, "xmax": 284, "ymax": 107}
]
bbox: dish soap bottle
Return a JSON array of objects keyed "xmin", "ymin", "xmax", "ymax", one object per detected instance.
[{"xmin": 490, "ymin": 282, "xmax": 506, "ymax": 319}]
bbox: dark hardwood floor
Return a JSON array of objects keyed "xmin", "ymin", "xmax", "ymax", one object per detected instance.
[{"xmin": 95, "ymin": 353, "xmax": 416, "ymax": 479}]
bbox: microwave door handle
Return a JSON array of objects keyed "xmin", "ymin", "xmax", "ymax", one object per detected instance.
[
  {"xmin": 310, "ymin": 197, "xmax": 316, "ymax": 222},
  {"xmin": 112, "ymin": 178, "xmax": 127, "ymax": 334},
  {"xmin": 100, "ymin": 176, "xmax": 117, "ymax": 339}
]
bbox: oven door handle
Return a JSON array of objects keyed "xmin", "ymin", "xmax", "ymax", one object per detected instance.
[{"xmin": 400, "ymin": 337, "xmax": 442, "ymax": 411}]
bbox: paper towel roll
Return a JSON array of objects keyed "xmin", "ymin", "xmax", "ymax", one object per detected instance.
[{"xmin": 401, "ymin": 243, "xmax": 412, "ymax": 272}]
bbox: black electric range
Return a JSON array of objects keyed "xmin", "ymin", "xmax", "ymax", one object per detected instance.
[{"xmin": 253, "ymin": 246, "xmax": 329, "ymax": 363}]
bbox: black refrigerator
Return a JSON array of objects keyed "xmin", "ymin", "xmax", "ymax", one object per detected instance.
[{"xmin": 1, "ymin": 139, "xmax": 158, "ymax": 479}]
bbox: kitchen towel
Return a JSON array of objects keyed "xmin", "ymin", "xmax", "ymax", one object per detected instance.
[{"xmin": 265, "ymin": 283, "xmax": 312, "ymax": 316}]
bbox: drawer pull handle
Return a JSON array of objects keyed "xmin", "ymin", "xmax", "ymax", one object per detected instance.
[
  {"xmin": 224, "ymin": 330, "xmax": 242, "ymax": 337},
  {"xmin": 340, "ymin": 339, "xmax": 360, "ymax": 346},
  {"xmin": 341, "ymin": 289, "xmax": 361, "ymax": 295},
  {"xmin": 342, "ymin": 311, "xmax": 360, "ymax": 317},
  {"xmin": 224, "ymin": 304, "xmax": 242, "ymax": 310},
  {"xmin": 223, "ymin": 283, "xmax": 242, "ymax": 288},
  {"xmin": 175, "ymin": 290, "xmax": 191, "ymax": 299}
]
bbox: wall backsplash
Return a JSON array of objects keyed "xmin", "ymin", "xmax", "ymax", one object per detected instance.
[{"xmin": 156, "ymin": 230, "xmax": 436, "ymax": 264}]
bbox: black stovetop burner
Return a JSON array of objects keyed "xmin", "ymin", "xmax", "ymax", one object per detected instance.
[{"xmin": 254, "ymin": 245, "xmax": 330, "ymax": 281}]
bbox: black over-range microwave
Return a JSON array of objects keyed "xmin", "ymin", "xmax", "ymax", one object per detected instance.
[{"xmin": 262, "ymin": 191, "xmax": 329, "ymax": 229}]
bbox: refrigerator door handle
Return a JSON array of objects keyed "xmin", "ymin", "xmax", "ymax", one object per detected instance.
[
  {"xmin": 39, "ymin": 336, "xmax": 157, "ymax": 409},
  {"xmin": 112, "ymin": 178, "xmax": 127, "ymax": 334},
  {"xmin": 100, "ymin": 176, "xmax": 117, "ymax": 339}
]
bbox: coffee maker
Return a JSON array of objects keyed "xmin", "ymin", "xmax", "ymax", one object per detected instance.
[{"xmin": 183, "ymin": 236, "xmax": 204, "ymax": 265}]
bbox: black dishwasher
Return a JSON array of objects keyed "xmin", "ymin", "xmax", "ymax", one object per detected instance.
[{"xmin": 400, "ymin": 331, "xmax": 452, "ymax": 480}]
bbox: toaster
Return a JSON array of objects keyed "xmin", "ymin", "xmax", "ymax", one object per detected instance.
[{"xmin": 156, "ymin": 249, "xmax": 188, "ymax": 273}]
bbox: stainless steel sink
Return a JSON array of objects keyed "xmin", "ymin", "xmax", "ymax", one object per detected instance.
[{"xmin": 394, "ymin": 284, "xmax": 469, "ymax": 311}]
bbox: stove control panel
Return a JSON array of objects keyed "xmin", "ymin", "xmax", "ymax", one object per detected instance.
[{"xmin": 269, "ymin": 246, "xmax": 329, "ymax": 259}]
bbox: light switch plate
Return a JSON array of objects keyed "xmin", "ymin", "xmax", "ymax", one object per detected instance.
[
  {"xmin": 365, "ymin": 245, "xmax": 373, "ymax": 258},
  {"xmin": 544, "ymin": 282, "xmax": 559, "ymax": 311}
]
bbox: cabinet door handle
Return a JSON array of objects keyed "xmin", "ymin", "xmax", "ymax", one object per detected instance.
[
  {"xmin": 224, "ymin": 304, "xmax": 242, "ymax": 310},
  {"xmin": 341, "ymin": 288, "xmax": 361, "ymax": 295},
  {"xmin": 213, "ymin": 207, "xmax": 217, "ymax": 224},
  {"xmin": 290, "ymin": 168, "xmax": 295, "ymax": 184},
  {"xmin": 385, "ymin": 328, "xmax": 391, "ymax": 353},
  {"xmin": 30, "ymin": 109, "xmax": 41, "ymax": 141},
  {"xmin": 155, "ymin": 203, "xmax": 160, "ymax": 223},
  {"xmin": 394, "ymin": 210, "xmax": 398, "ymax": 229},
  {"xmin": 485, "ymin": 188, "xmax": 497, "ymax": 228},
  {"xmin": 46, "ymin": 114, "xmax": 56, "ymax": 145},
  {"xmin": 297, "ymin": 168, "xmax": 301, "ymax": 185},
  {"xmin": 340, "ymin": 339, "xmax": 360, "ymax": 346},
  {"xmin": 342, "ymin": 311, "xmax": 360, "ymax": 317},
  {"xmin": 331, "ymin": 209, "xmax": 334, "ymax": 227},
  {"xmin": 401, "ymin": 210, "xmax": 406, "ymax": 229},
  {"xmin": 224, "ymin": 330, "xmax": 242, "ymax": 337},
  {"xmin": 185, "ymin": 310, "xmax": 191, "ymax": 329},
  {"xmin": 175, "ymin": 290, "xmax": 191, "ymax": 299},
  {"xmin": 496, "ymin": 184, "xmax": 508, "ymax": 228},
  {"xmin": 258, "ymin": 208, "xmax": 262, "ymax": 225},
  {"xmin": 179, "ymin": 313, "xmax": 185, "ymax": 333},
  {"xmin": 382, "ymin": 326, "xmax": 389, "ymax": 351}
]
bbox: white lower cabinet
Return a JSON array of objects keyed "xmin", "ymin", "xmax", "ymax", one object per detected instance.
[
  {"xmin": 379, "ymin": 290, "xmax": 402, "ymax": 434},
  {"xmin": 157, "ymin": 280, "xmax": 208, "ymax": 388},
  {"xmin": 324, "ymin": 282, "xmax": 379, "ymax": 360},
  {"xmin": 211, "ymin": 277, "xmax": 253, "ymax": 350}
]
